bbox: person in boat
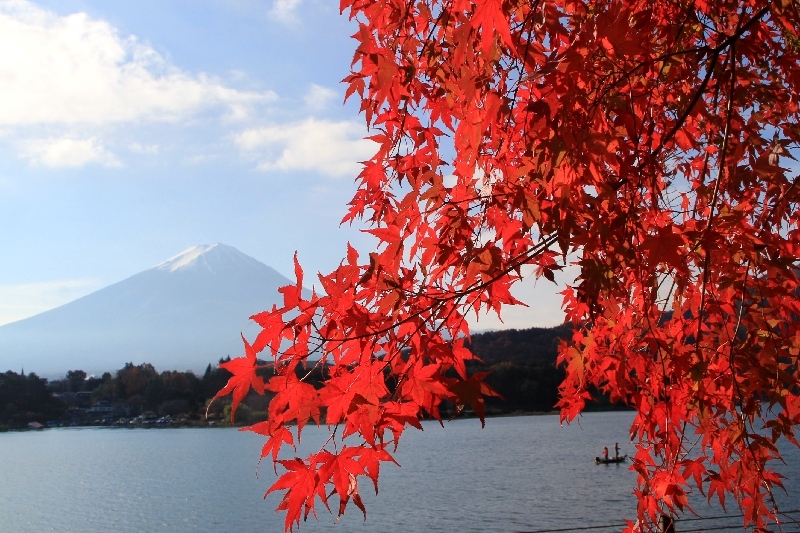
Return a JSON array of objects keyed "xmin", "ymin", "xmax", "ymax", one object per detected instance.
[
  {"xmin": 614, "ymin": 442, "xmax": 619, "ymax": 459},
  {"xmin": 603, "ymin": 446, "xmax": 609, "ymax": 461}
]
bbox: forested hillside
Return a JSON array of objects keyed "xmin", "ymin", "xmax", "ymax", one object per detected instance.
[
  {"xmin": 468, "ymin": 323, "xmax": 571, "ymax": 365},
  {"xmin": 466, "ymin": 323, "xmax": 623, "ymax": 414}
]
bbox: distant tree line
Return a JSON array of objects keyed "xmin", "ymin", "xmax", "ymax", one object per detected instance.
[
  {"xmin": 0, "ymin": 361, "xmax": 237, "ymax": 429},
  {"xmin": 0, "ymin": 371, "xmax": 65, "ymax": 427},
  {"xmin": 1, "ymin": 323, "xmax": 625, "ymax": 429}
]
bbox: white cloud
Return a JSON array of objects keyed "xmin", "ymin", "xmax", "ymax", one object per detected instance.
[
  {"xmin": 0, "ymin": 278, "xmax": 101, "ymax": 326},
  {"xmin": 128, "ymin": 142, "xmax": 159, "ymax": 154},
  {"xmin": 304, "ymin": 84, "xmax": 337, "ymax": 111},
  {"xmin": 0, "ymin": 1, "xmax": 276, "ymax": 127},
  {"xmin": 268, "ymin": 0, "xmax": 303, "ymax": 25},
  {"xmin": 183, "ymin": 152, "xmax": 220, "ymax": 165},
  {"xmin": 234, "ymin": 118, "xmax": 375, "ymax": 177},
  {"xmin": 0, "ymin": 0, "xmax": 284, "ymax": 169},
  {"xmin": 21, "ymin": 137, "xmax": 120, "ymax": 168}
]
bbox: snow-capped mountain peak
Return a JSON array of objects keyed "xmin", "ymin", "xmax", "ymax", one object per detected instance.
[
  {"xmin": 0, "ymin": 243, "xmax": 294, "ymax": 376},
  {"xmin": 154, "ymin": 243, "xmax": 221, "ymax": 272},
  {"xmin": 151, "ymin": 243, "xmax": 262, "ymax": 275}
]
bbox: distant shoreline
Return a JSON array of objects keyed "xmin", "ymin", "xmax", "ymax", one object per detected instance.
[{"xmin": 1, "ymin": 408, "xmax": 643, "ymax": 433}]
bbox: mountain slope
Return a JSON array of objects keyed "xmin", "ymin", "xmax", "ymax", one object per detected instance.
[{"xmin": 0, "ymin": 244, "xmax": 294, "ymax": 376}]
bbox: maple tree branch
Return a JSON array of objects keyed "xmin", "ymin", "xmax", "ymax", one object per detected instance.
[
  {"xmin": 696, "ymin": 34, "xmax": 739, "ymax": 350},
  {"xmin": 417, "ymin": 0, "xmax": 450, "ymax": 62},
  {"xmin": 701, "ymin": 261, "xmax": 783, "ymax": 518},
  {"xmin": 653, "ymin": 6, "xmax": 769, "ymax": 162},
  {"xmin": 307, "ymin": 229, "xmax": 559, "ymax": 348}
]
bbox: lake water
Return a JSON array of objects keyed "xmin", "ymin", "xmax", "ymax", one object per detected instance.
[{"xmin": 0, "ymin": 412, "xmax": 797, "ymax": 532}]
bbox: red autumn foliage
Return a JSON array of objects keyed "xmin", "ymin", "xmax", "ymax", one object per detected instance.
[{"xmin": 214, "ymin": 0, "xmax": 800, "ymax": 530}]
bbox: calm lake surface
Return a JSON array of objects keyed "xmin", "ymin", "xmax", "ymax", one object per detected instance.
[{"xmin": 1, "ymin": 412, "xmax": 797, "ymax": 532}]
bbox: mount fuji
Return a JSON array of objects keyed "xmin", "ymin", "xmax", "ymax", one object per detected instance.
[{"xmin": 0, "ymin": 244, "xmax": 297, "ymax": 377}]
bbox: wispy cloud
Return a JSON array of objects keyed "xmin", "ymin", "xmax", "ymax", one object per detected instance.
[
  {"xmin": 21, "ymin": 137, "xmax": 121, "ymax": 168},
  {"xmin": 0, "ymin": 278, "xmax": 101, "ymax": 326},
  {"xmin": 128, "ymin": 142, "xmax": 159, "ymax": 155},
  {"xmin": 304, "ymin": 84, "xmax": 337, "ymax": 111},
  {"xmin": 234, "ymin": 118, "xmax": 375, "ymax": 177},
  {"xmin": 268, "ymin": 0, "xmax": 303, "ymax": 25}
]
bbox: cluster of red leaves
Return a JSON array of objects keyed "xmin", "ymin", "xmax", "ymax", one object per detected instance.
[{"xmin": 214, "ymin": 0, "xmax": 800, "ymax": 531}]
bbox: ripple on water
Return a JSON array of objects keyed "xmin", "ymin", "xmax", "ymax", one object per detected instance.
[{"xmin": 1, "ymin": 413, "xmax": 797, "ymax": 532}]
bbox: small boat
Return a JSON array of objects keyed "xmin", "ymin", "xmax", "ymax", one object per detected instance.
[{"xmin": 595, "ymin": 455, "xmax": 627, "ymax": 464}]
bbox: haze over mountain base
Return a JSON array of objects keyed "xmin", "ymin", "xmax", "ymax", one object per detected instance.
[{"xmin": 0, "ymin": 244, "xmax": 294, "ymax": 377}]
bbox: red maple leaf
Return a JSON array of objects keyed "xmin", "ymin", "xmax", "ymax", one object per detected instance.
[
  {"xmin": 316, "ymin": 447, "xmax": 366, "ymax": 518},
  {"xmin": 641, "ymin": 226, "xmax": 685, "ymax": 268},
  {"xmin": 278, "ymin": 253, "xmax": 304, "ymax": 311},
  {"xmin": 448, "ymin": 372, "xmax": 502, "ymax": 427},
  {"xmin": 267, "ymin": 457, "xmax": 328, "ymax": 532},
  {"xmin": 471, "ymin": 0, "xmax": 513, "ymax": 53},
  {"xmin": 211, "ymin": 335, "xmax": 265, "ymax": 422},
  {"xmin": 266, "ymin": 369, "xmax": 321, "ymax": 436},
  {"xmin": 243, "ymin": 421, "xmax": 295, "ymax": 472}
]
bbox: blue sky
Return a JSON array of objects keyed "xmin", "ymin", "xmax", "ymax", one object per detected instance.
[{"xmin": 0, "ymin": 0, "xmax": 567, "ymax": 330}]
